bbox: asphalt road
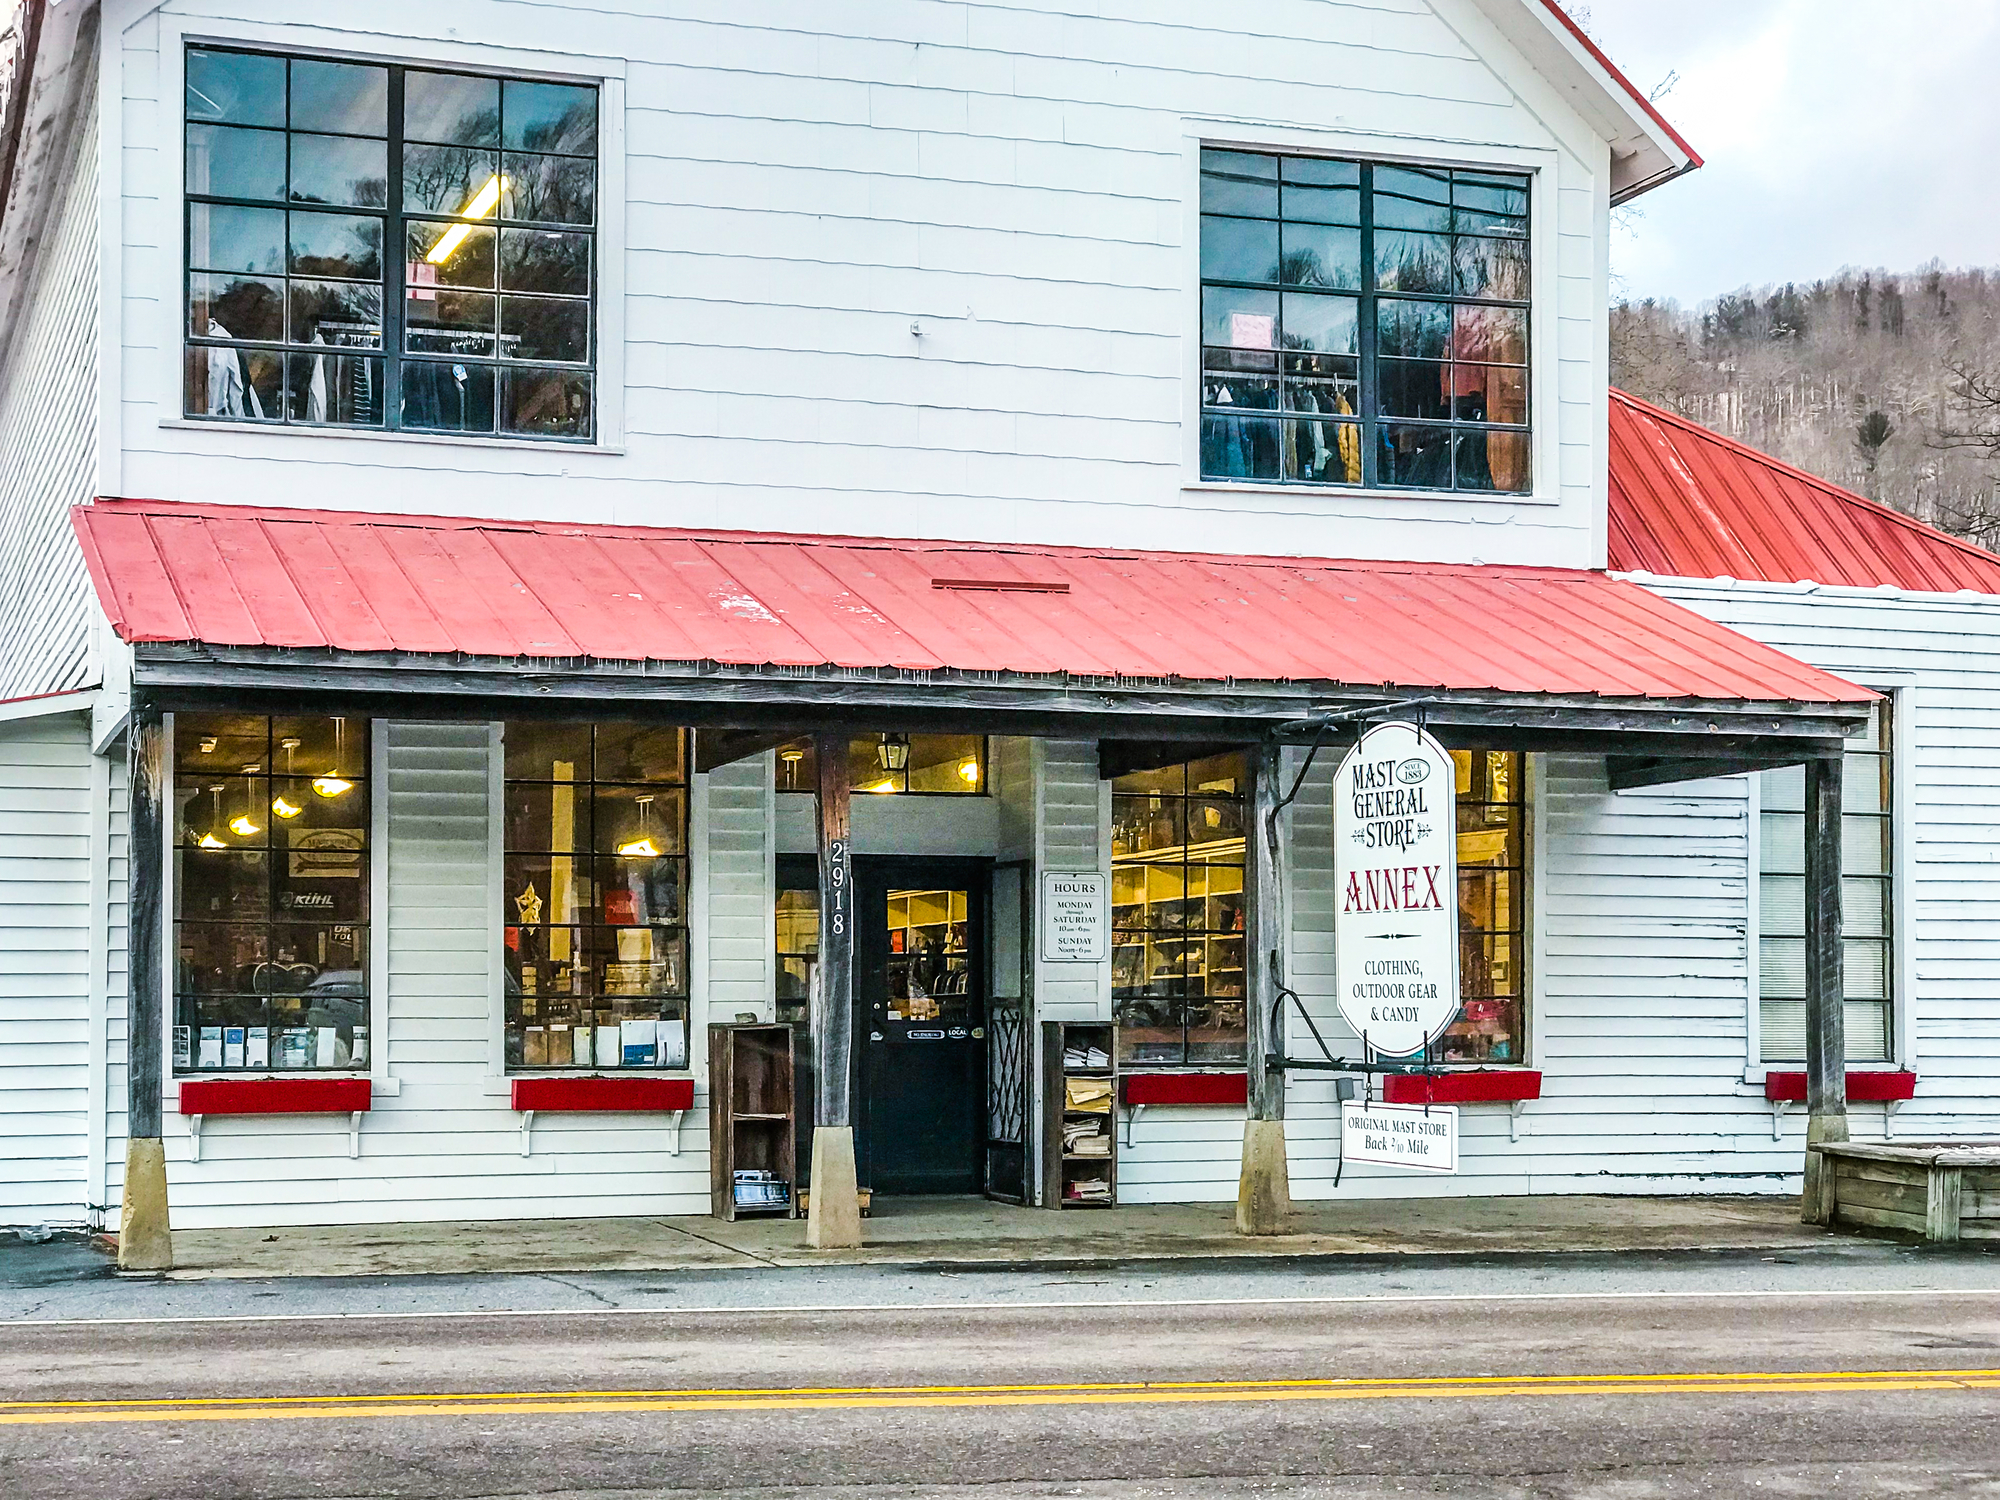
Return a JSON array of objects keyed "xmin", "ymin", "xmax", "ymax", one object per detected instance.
[{"xmin": 8, "ymin": 1241, "xmax": 2000, "ymax": 1498}]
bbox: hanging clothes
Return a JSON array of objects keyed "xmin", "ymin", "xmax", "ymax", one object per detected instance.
[{"xmin": 204, "ymin": 321, "xmax": 265, "ymax": 420}]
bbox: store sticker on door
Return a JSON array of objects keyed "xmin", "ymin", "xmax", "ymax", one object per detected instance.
[
  {"xmin": 1333, "ymin": 720, "xmax": 1459, "ymax": 1057},
  {"xmin": 1040, "ymin": 872, "xmax": 1108, "ymax": 963},
  {"xmin": 1341, "ymin": 1101, "xmax": 1459, "ymax": 1173}
]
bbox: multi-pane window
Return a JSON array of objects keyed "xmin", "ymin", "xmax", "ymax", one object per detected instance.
[
  {"xmin": 1448, "ymin": 750, "xmax": 1527, "ymax": 1064},
  {"xmin": 172, "ymin": 715, "xmax": 370, "ymax": 1072},
  {"xmin": 1110, "ymin": 753, "xmax": 1248, "ymax": 1067},
  {"xmin": 183, "ymin": 47, "xmax": 597, "ymax": 439},
  {"xmin": 1759, "ymin": 703, "xmax": 1893, "ymax": 1062},
  {"xmin": 773, "ymin": 735, "xmax": 988, "ymax": 795},
  {"xmin": 1200, "ymin": 149, "xmax": 1530, "ymax": 492},
  {"xmin": 503, "ymin": 724, "xmax": 691, "ymax": 1070}
]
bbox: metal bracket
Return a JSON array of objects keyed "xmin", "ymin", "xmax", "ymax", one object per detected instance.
[
  {"xmin": 1123, "ymin": 1103, "xmax": 1146, "ymax": 1149},
  {"xmin": 519, "ymin": 1109, "xmax": 535, "ymax": 1157},
  {"xmin": 186, "ymin": 1114, "xmax": 202, "ymax": 1163},
  {"xmin": 666, "ymin": 1109, "xmax": 685, "ymax": 1156},
  {"xmin": 1770, "ymin": 1099, "xmax": 1791, "ymax": 1141},
  {"xmin": 349, "ymin": 1111, "xmax": 364, "ymax": 1159},
  {"xmin": 1885, "ymin": 1098, "xmax": 1905, "ymax": 1141},
  {"xmin": 1510, "ymin": 1099, "xmax": 1528, "ymax": 1143}
]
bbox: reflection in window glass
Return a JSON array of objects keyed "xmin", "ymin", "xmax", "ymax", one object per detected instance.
[
  {"xmin": 172, "ymin": 714, "xmax": 370, "ymax": 1073},
  {"xmin": 1758, "ymin": 701, "xmax": 1893, "ymax": 1062},
  {"xmin": 1200, "ymin": 148, "xmax": 1530, "ymax": 491},
  {"xmin": 1446, "ymin": 750, "xmax": 1527, "ymax": 1064},
  {"xmin": 184, "ymin": 46, "xmax": 596, "ymax": 439},
  {"xmin": 773, "ymin": 735, "xmax": 988, "ymax": 796},
  {"xmin": 1111, "ymin": 753, "xmax": 1248, "ymax": 1068},
  {"xmin": 503, "ymin": 723, "xmax": 692, "ymax": 1071}
]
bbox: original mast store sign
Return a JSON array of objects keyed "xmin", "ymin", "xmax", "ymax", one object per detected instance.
[
  {"xmin": 1334, "ymin": 721, "xmax": 1460, "ymax": 1057},
  {"xmin": 1040, "ymin": 872, "xmax": 1108, "ymax": 963}
]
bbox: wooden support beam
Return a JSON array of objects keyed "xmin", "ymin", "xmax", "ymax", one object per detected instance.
[
  {"xmin": 1236, "ymin": 738, "xmax": 1290, "ymax": 1235},
  {"xmin": 1605, "ymin": 750, "xmax": 1838, "ymax": 792},
  {"xmin": 1097, "ymin": 738, "xmax": 1252, "ymax": 782},
  {"xmin": 1801, "ymin": 754, "xmax": 1849, "ymax": 1225},
  {"xmin": 694, "ymin": 728, "xmax": 798, "ymax": 774},
  {"xmin": 118, "ymin": 702, "xmax": 172, "ymax": 1271},
  {"xmin": 807, "ymin": 730, "xmax": 861, "ymax": 1248}
]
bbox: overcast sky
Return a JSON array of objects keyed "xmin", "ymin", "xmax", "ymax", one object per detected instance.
[{"xmin": 1579, "ymin": 0, "xmax": 2000, "ymax": 309}]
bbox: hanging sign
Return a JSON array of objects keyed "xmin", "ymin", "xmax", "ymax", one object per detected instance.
[
  {"xmin": 1333, "ymin": 720, "xmax": 1459, "ymax": 1057},
  {"xmin": 1341, "ymin": 1101, "xmax": 1459, "ymax": 1173},
  {"xmin": 1040, "ymin": 872, "xmax": 1108, "ymax": 962}
]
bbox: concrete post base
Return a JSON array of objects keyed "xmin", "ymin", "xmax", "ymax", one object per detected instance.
[
  {"xmin": 1235, "ymin": 1118, "xmax": 1292, "ymax": 1236},
  {"xmin": 807, "ymin": 1126, "xmax": 863, "ymax": 1249},
  {"xmin": 117, "ymin": 1138, "xmax": 173, "ymax": 1271},
  {"xmin": 1802, "ymin": 1112, "xmax": 1850, "ymax": 1226}
]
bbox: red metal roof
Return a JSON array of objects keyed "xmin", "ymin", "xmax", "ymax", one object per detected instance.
[
  {"xmin": 74, "ymin": 499, "xmax": 1870, "ymax": 706},
  {"xmin": 1607, "ymin": 389, "xmax": 2000, "ymax": 593}
]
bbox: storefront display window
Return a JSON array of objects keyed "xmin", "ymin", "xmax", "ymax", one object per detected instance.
[
  {"xmin": 1111, "ymin": 752, "xmax": 1248, "ymax": 1067},
  {"xmin": 773, "ymin": 734, "xmax": 987, "ymax": 795},
  {"xmin": 172, "ymin": 714, "xmax": 370, "ymax": 1072},
  {"xmin": 503, "ymin": 722, "xmax": 690, "ymax": 1069},
  {"xmin": 1759, "ymin": 701, "xmax": 1893, "ymax": 1061},
  {"xmin": 1448, "ymin": 750, "xmax": 1527, "ymax": 1064},
  {"xmin": 183, "ymin": 46, "xmax": 598, "ymax": 439}
]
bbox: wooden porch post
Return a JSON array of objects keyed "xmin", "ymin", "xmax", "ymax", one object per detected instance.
[
  {"xmin": 1236, "ymin": 738, "xmax": 1290, "ymax": 1234},
  {"xmin": 807, "ymin": 730, "xmax": 862, "ymax": 1248},
  {"xmin": 118, "ymin": 702, "xmax": 172, "ymax": 1271},
  {"xmin": 1802, "ymin": 753, "xmax": 1849, "ymax": 1225}
]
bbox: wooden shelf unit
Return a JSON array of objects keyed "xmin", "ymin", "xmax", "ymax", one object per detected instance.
[
  {"xmin": 708, "ymin": 1023, "xmax": 797, "ymax": 1220},
  {"xmin": 1041, "ymin": 1021, "xmax": 1118, "ymax": 1209}
]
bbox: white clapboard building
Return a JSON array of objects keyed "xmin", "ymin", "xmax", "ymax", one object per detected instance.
[{"xmin": 0, "ymin": 0, "xmax": 1978, "ymax": 1248}]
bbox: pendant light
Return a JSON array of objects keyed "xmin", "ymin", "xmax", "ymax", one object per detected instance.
[
  {"xmin": 778, "ymin": 744, "xmax": 805, "ymax": 792},
  {"xmin": 615, "ymin": 794, "xmax": 662, "ymax": 858},
  {"xmin": 228, "ymin": 764, "xmax": 261, "ymax": 838},
  {"xmin": 272, "ymin": 737, "xmax": 303, "ymax": 819},
  {"xmin": 877, "ymin": 732, "xmax": 910, "ymax": 772},
  {"xmin": 957, "ymin": 755, "xmax": 980, "ymax": 786},
  {"xmin": 313, "ymin": 718, "xmax": 354, "ymax": 799},
  {"xmin": 198, "ymin": 784, "xmax": 227, "ymax": 849}
]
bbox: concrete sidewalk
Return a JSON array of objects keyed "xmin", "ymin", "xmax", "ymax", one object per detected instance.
[{"xmin": 152, "ymin": 1194, "xmax": 1832, "ymax": 1279}]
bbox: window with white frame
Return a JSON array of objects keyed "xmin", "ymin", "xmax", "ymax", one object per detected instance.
[
  {"xmin": 1199, "ymin": 148, "xmax": 1531, "ymax": 492},
  {"xmin": 1758, "ymin": 700, "xmax": 1893, "ymax": 1062},
  {"xmin": 182, "ymin": 46, "xmax": 598, "ymax": 439}
]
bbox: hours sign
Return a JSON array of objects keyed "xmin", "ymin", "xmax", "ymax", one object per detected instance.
[{"xmin": 1333, "ymin": 721, "xmax": 1459, "ymax": 1057}]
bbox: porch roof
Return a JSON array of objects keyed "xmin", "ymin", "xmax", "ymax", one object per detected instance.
[{"xmin": 75, "ymin": 499, "xmax": 1869, "ymax": 720}]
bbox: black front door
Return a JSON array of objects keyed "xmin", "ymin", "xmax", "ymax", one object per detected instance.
[{"xmin": 855, "ymin": 857, "xmax": 988, "ymax": 1196}]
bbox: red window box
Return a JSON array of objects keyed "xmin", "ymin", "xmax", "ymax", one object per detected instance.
[
  {"xmin": 178, "ymin": 1078, "xmax": 372, "ymax": 1116},
  {"xmin": 1121, "ymin": 1072, "xmax": 1248, "ymax": 1108},
  {"xmin": 1763, "ymin": 1070, "xmax": 1917, "ymax": 1104},
  {"xmin": 510, "ymin": 1076, "xmax": 696, "ymax": 1113},
  {"xmin": 1382, "ymin": 1070, "xmax": 1542, "ymax": 1105}
]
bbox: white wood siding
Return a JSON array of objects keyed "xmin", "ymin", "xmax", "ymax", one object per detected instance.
[
  {"xmin": 0, "ymin": 102, "xmax": 97, "ymax": 699},
  {"xmin": 115, "ymin": 0, "xmax": 1611, "ymax": 566},
  {"xmin": 1648, "ymin": 578, "xmax": 2000, "ymax": 1140},
  {"xmin": 0, "ymin": 714, "xmax": 95, "ymax": 1225}
]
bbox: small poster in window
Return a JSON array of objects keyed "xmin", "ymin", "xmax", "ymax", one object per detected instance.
[
  {"xmin": 351, "ymin": 1026, "xmax": 369, "ymax": 1068},
  {"xmin": 245, "ymin": 1027, "xmax": 269, "ymax": 1069},
  {"xmin": 315, "ymin": 1026, "xmax": 340, "ymax": 1068},
  {"xmin": 173, "ymin": 1026, "xmax": 192, "ymax": 1071},
  {"xmin": 289, "ymin": 827, "xmax": 363, "ymax": 880},
  {"xmin": 658, "ymin": 1022, "xmax": 687, "ymax": 1070},
  {"xmin": 621, "ymin": 1019, "xmax": 657, "ymax": 1067},
  {"xmin": 594, "ymin": 1025, "xmax": 621, "ymax": 1068},
  {"xmin": 279, "ymin": 1028, "xmax": 313, "ymax": 1068},
  {"xmin": 198, "ymin": 1027, "xmax": 222, "ymax": 1069},
  {"xmin": 223, "ymin": 1026, "xmax": 246, "ymax": 1070}
]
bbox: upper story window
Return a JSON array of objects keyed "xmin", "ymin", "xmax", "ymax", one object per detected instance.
[
  {"xmin": 1199, "ymin": 149, "xmax": 1530, "ymax": 493},
  {"xmin": 1759, "ymin": 703, "xmax": 1893, "ymax": 1062},
  {"xmin": 183, "ymin": 47, "xmax": 597, "ymax": 441}
]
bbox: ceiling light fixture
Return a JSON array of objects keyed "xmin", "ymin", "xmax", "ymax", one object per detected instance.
[{"xmin": 615, "ymin": 794, "xmax": 662, "ymax": 858}]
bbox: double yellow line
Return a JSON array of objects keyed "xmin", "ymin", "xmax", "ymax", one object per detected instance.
[{"xmin": 6, "ymin": 1368, "xmax": 2000, "ymax": 1426}]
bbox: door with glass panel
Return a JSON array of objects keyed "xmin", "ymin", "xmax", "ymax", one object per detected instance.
[{"xmin": 855, "ymin": 858, "xmax": 989, "ymax": 1196}]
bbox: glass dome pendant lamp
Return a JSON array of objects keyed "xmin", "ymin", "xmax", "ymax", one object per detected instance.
[
  {"xmin": 313, "ymin": 718, "xmax": 355, "ymax": 799},
  {"xmin": 199, "ymin": 783, "xmax": 228, "ymax": 849},
  {"xmin": 616, "ymin": 794, "xmax": 662, "ymax": 859},
  {"xmin": 272, "ymin": 737, "xmax": 304, "ymax": 819},
  {"xmin": 228, "ymin": 765, "xmax": 261, "ymax": 839}
]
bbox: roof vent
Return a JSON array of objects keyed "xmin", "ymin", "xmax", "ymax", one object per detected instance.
[{"xmin": 931, "ymin": 577, "xmax": 1070, "ymax": 594}]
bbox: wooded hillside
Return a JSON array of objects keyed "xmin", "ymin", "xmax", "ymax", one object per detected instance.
[{"xmin": 1611, "ymin": 265, "xmax": 2000, "ymax": 547}]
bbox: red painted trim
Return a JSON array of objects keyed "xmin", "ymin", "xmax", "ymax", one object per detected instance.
[
  {"xmin": 1121, "ymin": 1072, "xmax": 1248, "ymax": 1108},
  {"xmin": 1763, "ymin": 1071, "xmax": 1917, "ymax": 1104},
  {"xmin": 177, "ymin": 1078, "xmax": 372, "ymax": 1115},
  {"xmin": 510, "ymin": 1077, "xmax": 695, "ymax": 1112},
  {"xmin": 1536, "ymin": 0, "xmax": 1702, "ymax": 169},
  {"xmin": 1382, "ymin": 1070, "xmax": 1542, "ymax": 1105}
]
